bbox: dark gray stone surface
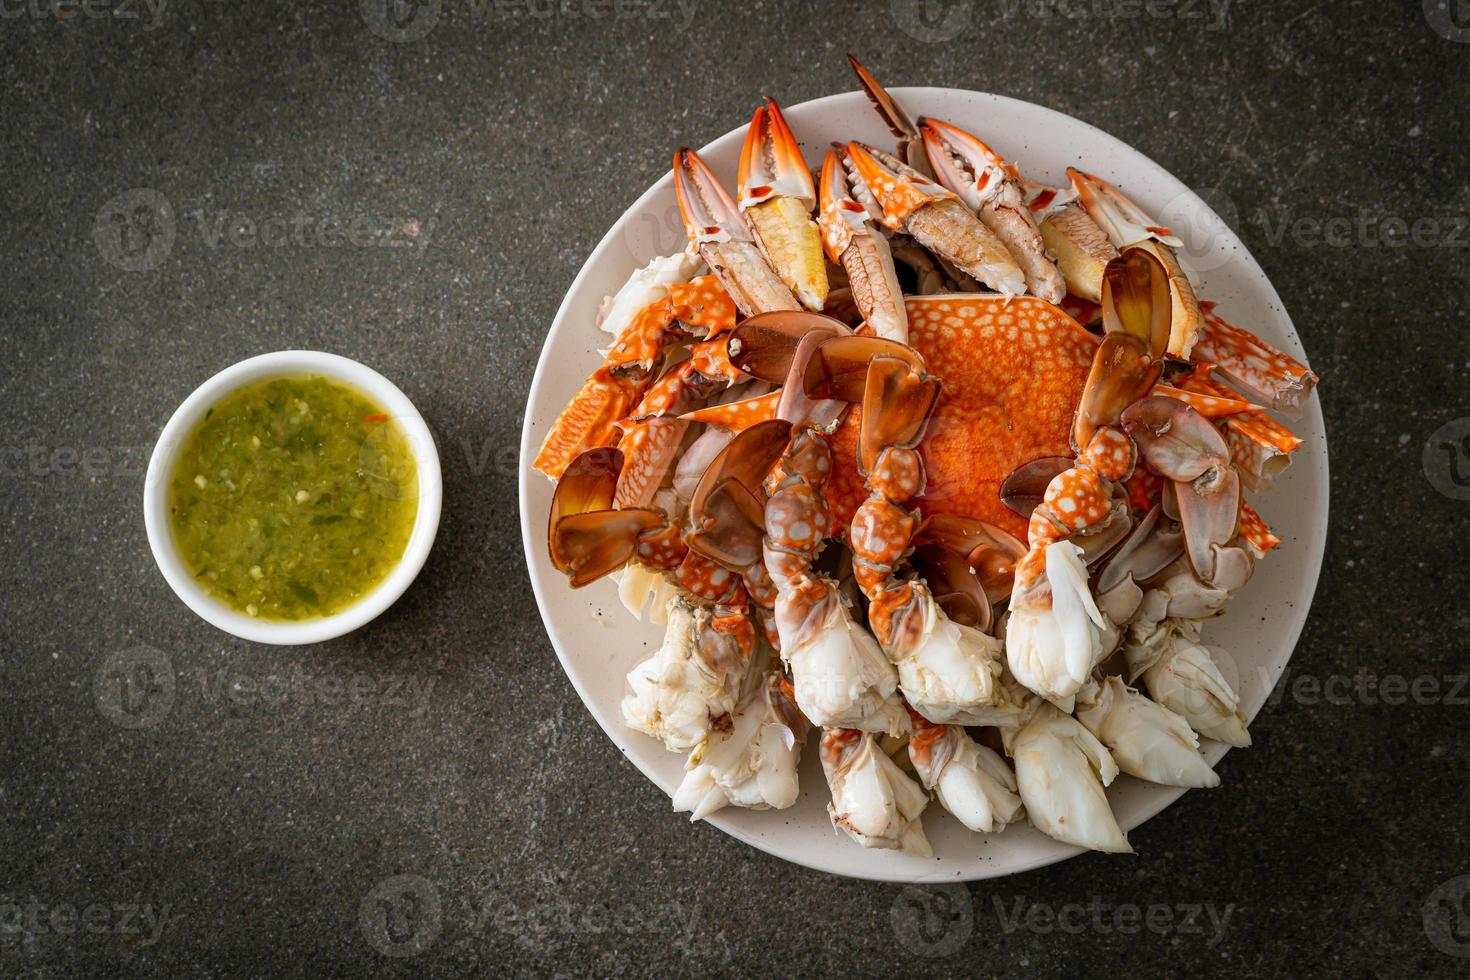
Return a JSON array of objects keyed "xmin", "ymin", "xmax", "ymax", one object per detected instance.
[{"xmin": 2, "ymin": 0, "xmax": 1467, "ymax": 975}]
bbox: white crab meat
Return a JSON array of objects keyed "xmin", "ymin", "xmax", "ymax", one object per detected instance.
[
  {"xmin": 821, "ymin": 729, "xmax": 931, "ymax": 854},
  {"xmin": 909, "ymin": 725, "xmax": 1024, "ymax": 834},
  {"xmin": 1141, "ymin": 632, "xmax": 1251, "ymax": 748},
  {"xmin": 779, "ymin": 582, "xmax": 906, "ymax": 735},
  {"xmin": 893, "ymin": 599, "xmax": 1017, "ymax": 726},
  {"xmin": 621, "ymin": 597, "xmax": 752, "ymax": 753},
  {"xmin": 1005, "ymin": 541, "xmax": 1115, "ymax": 712},
  {"xmin": 1076, "ymin": 675, "xmax": 1221, "ymax": 788},
  {"xmin": 1011, "ymin": 703, "xmax": 1131, "ymax": 853},
  {"xmin": 673, "ymin": 668, "xmax": 808, "ymax": 820}
]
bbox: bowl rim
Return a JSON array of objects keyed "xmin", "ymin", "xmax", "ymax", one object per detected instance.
[
  {"xmin": 517, "ymin": 86, "xmax": 1329, "ymax": 881},
  {"xmin": 143, "ymin": 349, "xmax": 443, "ymax": 646}
]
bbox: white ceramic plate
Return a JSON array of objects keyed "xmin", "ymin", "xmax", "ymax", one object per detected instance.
[{"xmin": 518, "ymin": 88, "xmax": 1327, "ymax": 882}]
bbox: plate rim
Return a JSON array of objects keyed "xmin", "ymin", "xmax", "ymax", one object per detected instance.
[{"xmin": 518, "ymin": 86, "xmax": 1329, "ymax": 883}]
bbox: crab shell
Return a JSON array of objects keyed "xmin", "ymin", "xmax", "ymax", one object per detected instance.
[{"xmin": 824, "ymin": 294, "xmax": 1096, "ymax": 540}]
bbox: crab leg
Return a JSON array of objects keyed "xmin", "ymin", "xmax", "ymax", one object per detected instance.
[
  {"xmin": 534, "ymin": 272, "xmax": 739, "ymax": 481},
  {"xmin": 612, "ymin": 335, "xmax": 749, "ymax": 509},
  {"xmin": 1012, "ymin": 702, "xmax": 1132, "ymax": 853},
  {"xmin": 737, "ymin": 99, "xmax": 828, "ymax": 312},
  {"xmin": 919, "ymin": 117, "xmax": 1066, "ymax": 303},
  {"xmin": 1005, "ymin": 248, "xmax": 1178, "ymax": 710},
  {"xmin": 1176, "ymin": 368, "xmax": 1303, "ymax": 491},
  {"xmin": 1192, "ymin": 302, "xmax": 1319, "ymax": 416},
  {"xmin": 675, "ymin": 147, "xmax": 800, "ymax": 316},
  {"xmin": 1069, "ymin": 168, "xmax": 1203, "ymax": 357},
  {"xmin": 807, "ymin": 335, "xmax": 1015, "ymax": 726},
  {"xmin": 728, "ymin": 317, "xmax": 907, "ymax": 734},
  {"xmin": 817, "ymin": 148, "xmax": 907, "ymax": 341},
  {"xmin": 845, "ymin": 142, "xmax": 1026, "ymax": 297},
  {"xmin": 621, "ymin": 592, "xmax": 758, "ymax": 753}
]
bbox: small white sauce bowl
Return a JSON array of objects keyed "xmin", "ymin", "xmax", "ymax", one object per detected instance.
[{"xmin": 143, "ymin": 350, "xmax": 443, "ymax": 645}]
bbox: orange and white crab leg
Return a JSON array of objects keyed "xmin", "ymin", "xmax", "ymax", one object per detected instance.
[
  {"xmin": 613, "ymin": 335, "xmax": 748, "ymax": 509},
  {"xmin": 1191, "ymin": 303, "xmax": 1319, "ymax": 416},
  {"xmin": 534, "ymin": 271, "xmax": 739, "ymax": 481},
  {"xmin": 678, "ymin": 389, "xmax": 783, "ymax": 432},
  {"xmin": 845, "ymin": 141, "xmax": 1027, "ymax": 297},
  {"xmin": 1177, "ymin": 368, "xmax": 1304, "ymax": 491},
  {"xmin": 737, "ymin": 99, "xmax": 828, "ymax": 312},
  {"xmin": 1005, "ymin": 249, "xmax": 1176, "ymax": 709},
  {"xmin": 919, "ymin": 117, "xmax": 1066, "ymax": 303},
  {"xmin": 1069, "ymin": 167, "xmax": 1203, "ymax": 357},
  {"xmin": 675, "ymin": 147, "xmax": 800, "ymax": 316},
  {"xmin": 817, "ymin": 148, "xmax": 907, "ymax": 341},
  {"xmin": 806, "ymin": 335, "xmax": 1014, "ymax": 725}
]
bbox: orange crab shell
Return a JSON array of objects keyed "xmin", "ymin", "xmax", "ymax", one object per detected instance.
[{"xmin": 826, "ymin": 295, "xmax": 1097, "ymax": 540}]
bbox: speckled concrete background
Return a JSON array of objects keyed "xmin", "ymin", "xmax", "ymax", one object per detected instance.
[{"xmin": 2, "ymin": 0, "xmax": 1467, "ymax": 975}]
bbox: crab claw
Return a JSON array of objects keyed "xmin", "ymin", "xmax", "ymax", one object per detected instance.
[
  {"xmin": 847, "ymin": 142, "xmax": 1026, "ymax": 296},
  {"xmin": 908, "ymin": 713, "xmax": 1024, "ymax": 833},
  {"xmin": 1068, "ymin": 167, "xmax": 1183, "ymax": 250},
  {"xmin": 1006, "ymin": 541, "xmax": 1112, "ymax": 712},
  {"xmin": 820, "ymin": 727, "xmax": 932, "ymax": 854},
  {"xmin": 919, "ymin": 117, "xmax": 1065, "ymax": 302},
  {"xmin": 1140, "ymin": 631, "xmax": 1251, "ymax": 747},
  {"xmin": 818, "ymin": 149, "xmax": 907, "ymax": 342},
  {"xmin": 673, "ymin": 666, "xmax": 809, "ymax": 819},
  {"xmin": 737, "ymin": 99, "xmax": 828, "ymax": 312},
  {"xmin": 1076, "ymin": 675, "xmax": 1220, "ymax": 789},
  {"xmin": 675, "ymin": 147, "xmax": 800, "ymax": 316},
  {"xmin": 846, "ymin": 54, "xmax": 928, "ymax": 173}
]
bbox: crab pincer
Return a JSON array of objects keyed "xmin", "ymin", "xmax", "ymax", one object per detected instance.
[
  {"xmin": 737, "ymin": 98, "xmax": 829, "ymax": 312},
  {"xmin": 918, "ymin": 116, "xmax": 1066, "ymax": 303},
  {"xmin": 674, "ymin": 147, "xmax": 800, "ymax": 316},
  {"xmin": 845, "ymin": 141, "xmax": 1027, "ymax": 297},
  {"xmin": 817, "ymin": 148, "xmax": 908, "ymax": 341}
]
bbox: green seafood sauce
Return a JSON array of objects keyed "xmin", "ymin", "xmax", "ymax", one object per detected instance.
[{"xmin": 167, "ymin": 375, "xmax": 418, "ymax": 621}]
